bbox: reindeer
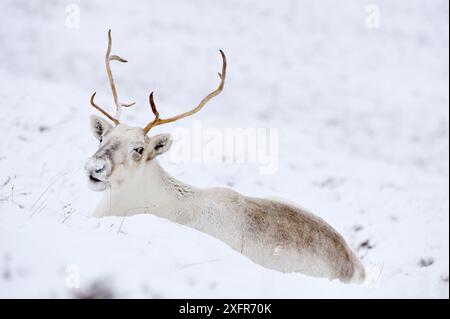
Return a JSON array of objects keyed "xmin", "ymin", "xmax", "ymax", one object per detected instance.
[{"xmin": 85, "ymin": 30, "xmax": 366, "ymax": 283}]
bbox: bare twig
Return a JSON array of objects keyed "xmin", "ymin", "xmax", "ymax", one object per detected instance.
[
  {"xmin": 1, "ymin": 176, "xmax": 11, "ymax": 190},
  {"xmin": 179, "ymin": 259, "xmax": 220, "ymax": 269}
]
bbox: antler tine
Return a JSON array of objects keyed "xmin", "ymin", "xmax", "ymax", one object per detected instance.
[
  {"xmin": 90, "ymin": 30, "xmax": 134, "ymax": 124},
  {"xmin": 105, "ymin": 29, "xmax": 135, "ymax": 120},
  {"xmin": 143, "ymin": 92, "xmax": 160, "ymax": 133},
  {"xmin": 105, "ymin": 29, "xmax": 120, "ymax": 118},
  {"xmin": 90, "ymin": 92, "xmax": 120, "ymax": 125},
  {"xmin": 121, "ymin": 102, "xmax": 136, "ymax": 107},
  {"xmin": 143, "ymin": 50, "xmax": 227, "ymax": 134}
]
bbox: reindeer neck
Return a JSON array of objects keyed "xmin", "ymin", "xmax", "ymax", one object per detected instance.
[
  {"xmin": 146, "ymin": 160, "xmax": 197, "ymax": 202},
  {"xmin": 102, "ymin": 160, "xmax": 197, "ymax": 217}
]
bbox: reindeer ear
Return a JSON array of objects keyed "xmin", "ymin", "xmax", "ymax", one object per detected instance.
[
  {"xmin": 90, "ymin": 115, "xmax": 113, "ymax": 140},
  {"xmin": 147, "ymin": 134, "xmax": 172, "ymax": 159}
]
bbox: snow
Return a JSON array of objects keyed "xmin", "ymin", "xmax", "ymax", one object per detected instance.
[{"xmin": 0, "ymin": 0, "xmax": 448, "ymax": 298}]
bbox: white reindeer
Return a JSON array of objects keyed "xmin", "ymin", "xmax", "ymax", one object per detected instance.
[{"xmin": 85, "ymin": 30, "xmax": 366, "ymax": 283}]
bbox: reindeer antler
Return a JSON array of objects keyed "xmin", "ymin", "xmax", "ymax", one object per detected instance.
[
  {"xmin": 143, "ymin": 50, "xmax": 227, "ymax": 134},
  {"xmin": 90, "ymin": 29, "xmax": 135, "ymax": 125}
]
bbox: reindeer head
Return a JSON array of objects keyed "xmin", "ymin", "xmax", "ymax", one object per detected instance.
[{"xmin": 85, "ymin": 30, "xmax": 226, "ymax": 191}]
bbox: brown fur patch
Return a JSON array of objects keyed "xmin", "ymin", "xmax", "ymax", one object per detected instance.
[{"xmin": 244, "ymin": 197, "xmax": 356, "ymax": 281}]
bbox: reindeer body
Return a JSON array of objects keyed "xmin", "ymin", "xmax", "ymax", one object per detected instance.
[
  {"xmin": 93, "ymin": 151, "xmax": 365, "ymax": 283},
  {"xmin": 85, "ymin": 30, "xmax": 366, "ymax": 284}
]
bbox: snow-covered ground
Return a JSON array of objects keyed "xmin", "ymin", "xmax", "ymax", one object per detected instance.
[{"xmin": 0, "ymin": 0, "xmax": 448, "ymax": 298}]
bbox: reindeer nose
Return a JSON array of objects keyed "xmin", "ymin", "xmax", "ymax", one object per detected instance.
[
  {"xmin": 95, "ymin": 165, "xmax": 106, "ymax": 174},
  {"xmin": 85, "ymin": 158, "xmax": 111, "ymax": 178}
]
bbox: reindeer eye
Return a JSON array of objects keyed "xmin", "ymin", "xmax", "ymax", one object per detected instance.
[
  {"xmin": 135, "ymin": 147, "xmax": 144, "ymax": 155},
  {"xmin": 99, "ymin": 136, "xmax": 103, "ymax": 143}
]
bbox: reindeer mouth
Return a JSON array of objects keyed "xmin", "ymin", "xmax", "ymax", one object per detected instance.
[
  {"xmin": 88, "ymin": 175, "xmax": 107, "ymax": 191},
  {"xmin": 89, "ymin": 175, "xmax": 103, "ymax": 183}
]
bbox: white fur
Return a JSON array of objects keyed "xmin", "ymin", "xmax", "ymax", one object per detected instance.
[{"xmin": 86, "ymin": 121, "xmax": 366, "ymax": 283}]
